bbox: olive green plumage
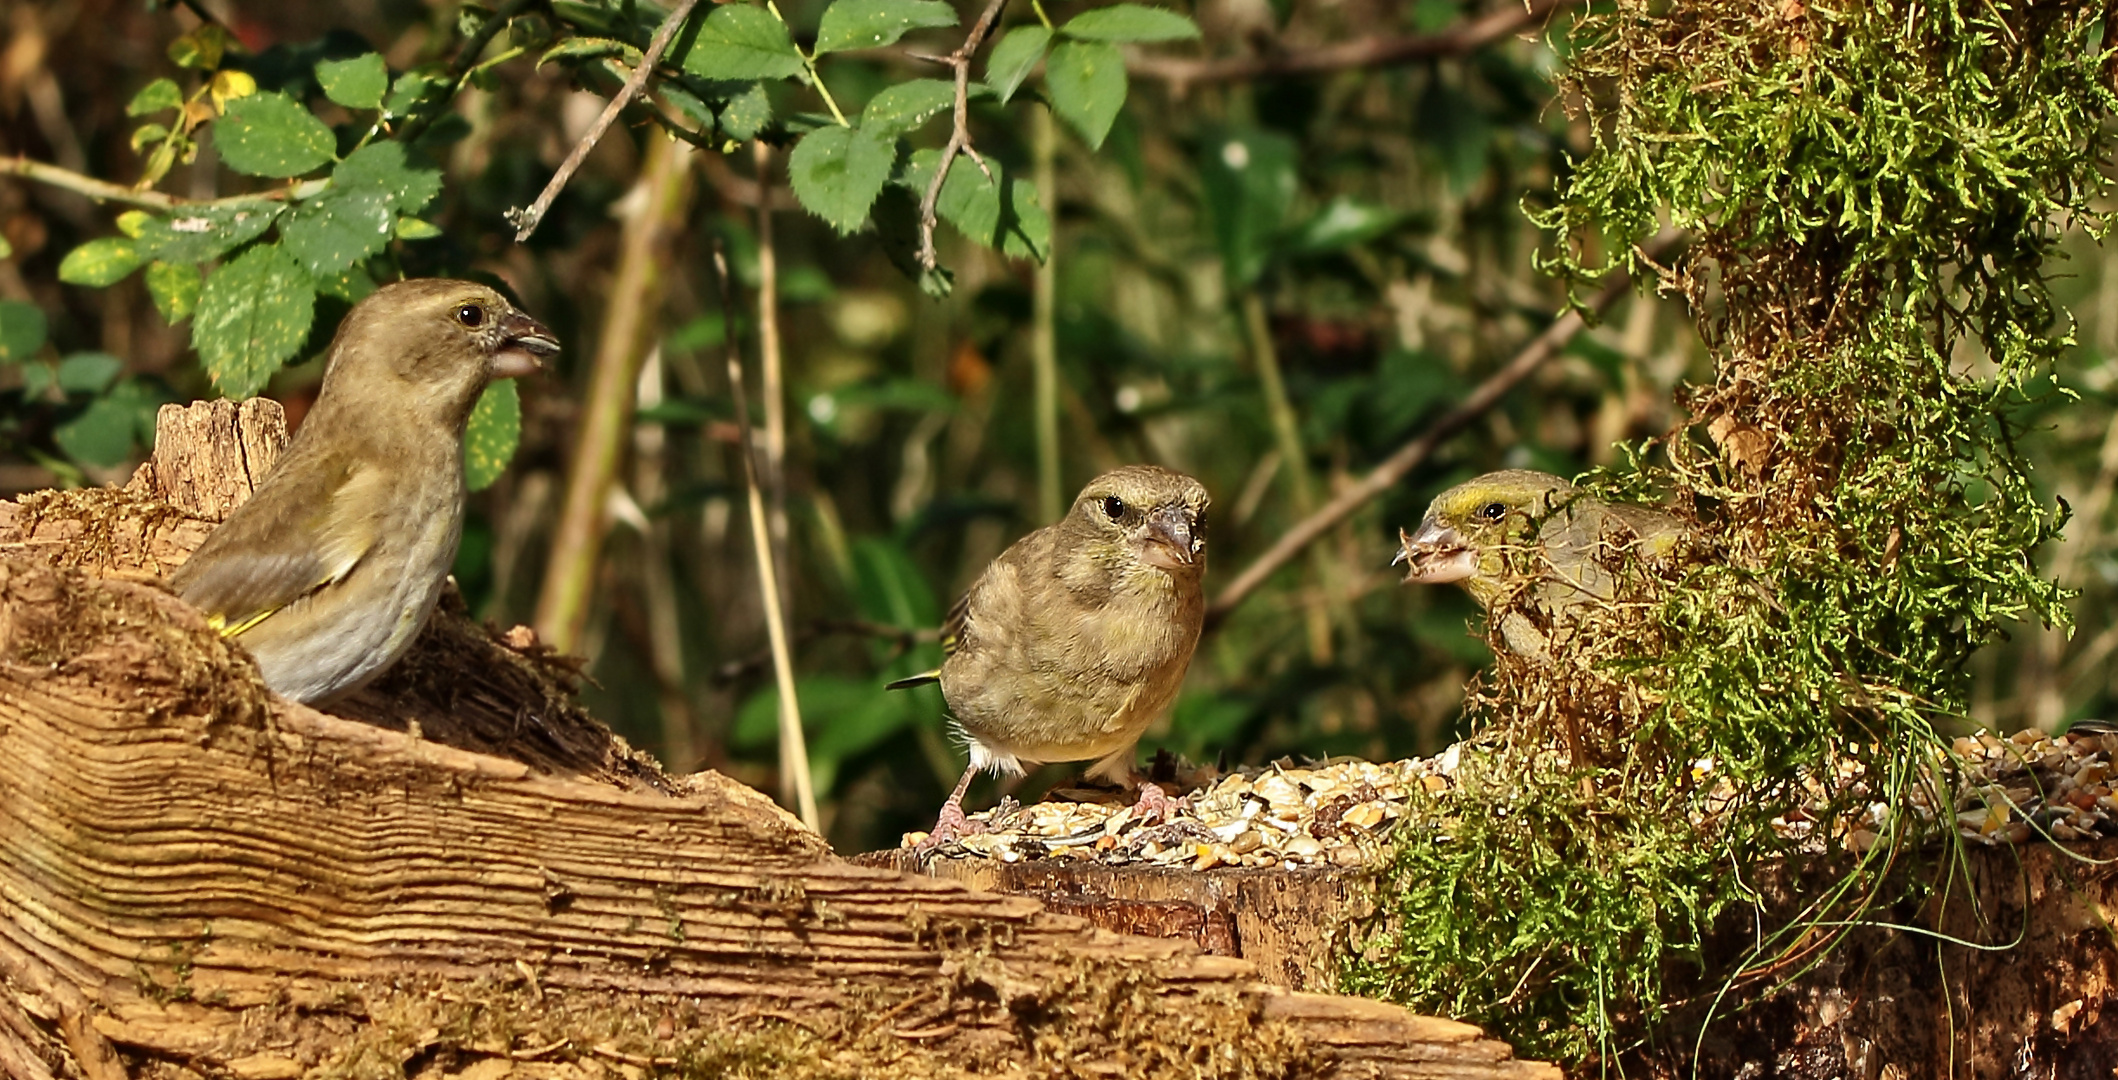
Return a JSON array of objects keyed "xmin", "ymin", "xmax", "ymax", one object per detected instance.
[
  {"xmin": 170, "ymin": 279, "xmax": 558, "ymax": 705},
  {"xmin": 1397, "ymin": 469, "xmax": 1684, "ymax": 659},
  {"xmin": 892, "ymin": 465, "xmax": 1210, "ymax": 840}
]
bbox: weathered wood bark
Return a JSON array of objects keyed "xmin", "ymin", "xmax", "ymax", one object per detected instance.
[{"xmin": 0, "ymin": 402, "xmax": 1556, "ymax": 1079}]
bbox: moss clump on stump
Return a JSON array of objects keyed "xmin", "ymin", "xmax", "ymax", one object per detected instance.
[{"xmin": 1343, "ymin": 0, "xmax": 2118, "ymax": 1063}]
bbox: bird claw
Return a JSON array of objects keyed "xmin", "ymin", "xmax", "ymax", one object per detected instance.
[
  {"xmin": 1129, "ymin": 782, "xmax": 1182, "ymax": 826},
  {"xmin": 914, "ymin": 799, "xmax": 989, "ymax": 855}
]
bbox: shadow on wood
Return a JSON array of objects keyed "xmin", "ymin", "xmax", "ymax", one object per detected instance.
[{"xmin": 0, "ymin": 400, "xmax": 1556, "ymax": 1078}]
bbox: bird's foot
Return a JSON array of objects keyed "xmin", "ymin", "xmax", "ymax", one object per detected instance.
[
  {"xmin": 1128, "ymin": 782, "xmax": 1183, "ymax": 826},
  {"xmin": 913, "ymin": 799, "xmax": 988, "ymax": 854}
]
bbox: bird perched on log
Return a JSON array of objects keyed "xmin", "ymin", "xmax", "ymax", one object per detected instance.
[
  {"xmin": 889, "ymin": 465, "xmax": 1211, "ymax": 848},
  {"xmin": 171, "ymin": 279, "xmax": 558, "ymax": 705},
  {"xmin": 1396, "ymin": 469, "xmax": 1684, "ymax": 660}
]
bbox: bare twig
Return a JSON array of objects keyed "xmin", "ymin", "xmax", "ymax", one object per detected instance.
[
  {"xmin": 753, "ymin": 142, "xmax": 795, "ymax": 627},
  {"xmin": 1204, "ymin": 231, "xmax": 1682, "ymax": 628},
  {"xmin": 398, "ymin": 0, "xmax": 538, "ymax": 145},
  {"xmin": 0, "ymin": 156, "xmax": 332, "ymax": 211},
  {"xmin": 1129, "ymin": 0, "xmax": 1569, "ymax": 94},
  {"xmin": 713, "ymin": 240, "xmax": 820, "ymax": 831},
  {"xmin": 916, "ymin": 0, "xmax": 1010, "ymax": 272},
  {"xmin": 510, "ymin": 0, "xmax": 703, "ymax": 242},
  {"xmin": 1030, "ymin": 104, "xmax": 1061, "ymax": 523}
]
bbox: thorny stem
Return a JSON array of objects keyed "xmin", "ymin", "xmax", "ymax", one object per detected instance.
[
  {"xmin": 713, "ymin": 241, "xmax": 820, "ymax": 832},
  {"xmin": 916, "ymin": 0, "xmax": 1010, "ymax": 273},
  {"xmin": 510, "ymin": 0, "xmax": 703, "ymax": 242}
]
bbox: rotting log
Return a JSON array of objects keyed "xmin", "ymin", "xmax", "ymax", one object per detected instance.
[{"xmin": 0, "ymin": 400, "xmax": 1557, "ymax": 1079}]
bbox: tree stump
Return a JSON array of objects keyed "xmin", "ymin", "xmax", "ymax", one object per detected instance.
[{"xmin": 0, "ymin": 402, "xmax": 1556, "ymax": 1079}]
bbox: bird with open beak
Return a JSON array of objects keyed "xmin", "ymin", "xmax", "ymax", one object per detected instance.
[
  {"xmin": 890, "ymin": 465, "xmax": 1211, "ymax": 848},
  {"xmin": 1397, "ymin": 469, "xmax": 1684, "ymax": 660},
  {"xmin": 171, "ymin": 279, "xmax": 559, "ymax": 705}
]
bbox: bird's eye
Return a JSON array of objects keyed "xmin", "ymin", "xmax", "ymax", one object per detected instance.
[
  {"xmin": 1101, "ymin": 495, "xmax": 1126, "ymax": 520},
  {"xmin": 1477, "ymin": 501, "xmax": 1508, "ymax": 522},
  {"xmin": 455, "ymin": 304, "xmax": 485, "ymax": 328}
]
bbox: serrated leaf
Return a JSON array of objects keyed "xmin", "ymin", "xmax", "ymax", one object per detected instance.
[
  {"xmin": 0, "ymin": 300, "xmax": 47, "ymax": 362},
  {"xmin": 719, "ymin": 83, "xmax": 773, "ymax": 140},
  {"xmin": 463, "ymin": 379, "xmax": 522, "ymax": 492},
  {"xmin": 58, "ymin": 237, "xmax": 143, "ymax": 287},
  {"xmin": 315, "ymin": 263, "xmax": 378, "ymax": 303},
  {"xmin": 57, "ymin": 352, "xmax": 123, "ymax": 395},
  {"xmin": 192, "ymin": 243, "xmax": 315, "ymax": 399},
  {"xmin": 860, "ymin": 79, "xmax": 955, "ymax": 138},
  {"xmin": 900, "ymin": 149, "xmax": 1050, "ymax": 262},
  {"xmin": 333, "ymin": 140, "xmax": 444, "ymax": 215},
  {"xmin": 1045, "ymin": 40, "xmax": 1126, "ymax": 149},
  {"xmin": 216, "ymin": 92, "xmax": 337, "ymax": 178},
  {"xmin": 127, "ymin": 78, "xmax": 183, "ymax": 117},
  {"xmin": 674, "ymin": 5, "xmax": 805, "ymax": 82},
  {"xmin": 985, "ymin": 25, "xmax": 1050, "ymax": 103},
  {"xmin": 281, "ymin": 187, "xmax": 396, "ymax": 277},
  {"xmin": 814, "ymin": 0, "xmax": 958, "ymax": 55},
  {"xmin": 1060, "ymin": 3, "xmax": 1200, "ymax": 43},
  {"xmin": 317, "ymin": 53, "xmax": 389, "ymax": 110},
  {"xmin": 384, "ymin": 69, "xmax": 444, "ymax": 118},
  {"xmin": 135, "ymin": 202, "xmax": 285, "ymax": 264},
  {"xmin": 789, "ymin": 125, "xmax": 897, "ymax": 234}
]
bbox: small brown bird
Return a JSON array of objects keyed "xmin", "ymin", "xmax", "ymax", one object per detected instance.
[
  {"xmin": 891, "ymin": 465, "xmax": 1211, "ymax": 847},
  {"xmin": 1397, "ymin": 469, "xmax": 1684, "ymax": 659},
  {"xmin": 171, "ymin": 279, "xmax": 557, "ymax": 704}
]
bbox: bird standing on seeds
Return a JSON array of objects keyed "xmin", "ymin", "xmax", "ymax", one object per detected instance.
[
  {"xmin": 890, "ymin": 465, "xmax": 1211, "ymax": 848},
  {"xmin": 1396, "ymin": 469, "xmax": 1685, "ymax": 660},
  {"xmin": 171, "ymin": 279, "xmax": 558, "ymax": 705}
]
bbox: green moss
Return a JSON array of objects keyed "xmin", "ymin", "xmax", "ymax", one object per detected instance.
[{"xmin": 1344, "ymin": 0, "xmax": 2116, "ymax": 1063}]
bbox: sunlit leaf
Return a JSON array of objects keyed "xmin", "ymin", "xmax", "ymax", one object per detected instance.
[
  {"xmin": 1060, "ymin": 4, "xmax": 1200, "ymax": 43},
  {"xmin": 463, "ymin": 379, "xmax": 521, "ymax": 492},
  {"xmin": 316, "ymin": 52, "xmax": 389, "ymax": 110},
  {"xmin": 145, "ymin": 261, "xmax": 202, "ymax": 324},
  {"xmin": 215, "ymin": 91, "xmax": 336, "ymax": 178},
  {"xmin": 191, "ymin": 243, "xmax": 315, "ymax": 399},
  {"xmin": 126, "ymin": 78, "xmax": 183, "ymax": 117},
  {"xmin": 814, "ymin": 0, "xmax": 958, "ymax": 55},
  {"xmin": 860, "ymin": 79, "xmax": 956, "ymax": 138},
  {"xmin": 1045, "ymin": 39, "xmax": 1126, "ymax": 149},
  {"xmin": 58, "ymin": 237, "xmax": 143, "ymax": 287},
  {"xmin": 673, "ymin": 4, "xmax": 805, "ymax": 82},
  {"xmin": 136, "ymin": 201, "xmax": 285, "ymax": 264},
  {"xmin": 900, "ymin": 149, "xmax": 1051, "ymax": 262},
  {"xmin": 985, "ymin": 24, "xmax": 1050, "ymax": 104},
  {"xmin": 789, "ymin": 124, "xmax": 897, "ymax": 234}
]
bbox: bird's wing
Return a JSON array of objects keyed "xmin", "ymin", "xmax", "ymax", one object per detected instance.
[{"xmin": 173, "ymin": 457, "xmax": 380, "ymax": 638}]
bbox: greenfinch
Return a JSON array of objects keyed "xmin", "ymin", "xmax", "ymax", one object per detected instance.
[
  {"xmin": 891, "ymin": 465, "xmax": 1211, "ymax": 846},
  {"xmin": 170, "ymin": 279, "xmax": 557, "ymax": 704},
  {"xmin": 1397, "ymin": 469, "xmax": 1684, "ymax": 660}
]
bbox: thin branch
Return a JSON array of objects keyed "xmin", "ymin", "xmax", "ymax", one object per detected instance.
[
  {"xmin": 1128, "ymin": 0, "xmax": 1569, "ymax": 94},
  {"xmin": 399, "ymin": 0, "xmax": 539, "ymax": 144},
  {"xmin": 713, "ymin": 240, "xmax": 819, "ymax": 832},
  {"xmin": 510, "ymin": 0, "xmax": 703, "ymax": 243},
  {"xmin": 753, "ymin": 142, "xmax": 795, "ymax": 632},
  {"xmin": 1204, "ymin": 230, "xmax": 1683, "ymax": 629},
  {"xmin": 916, "ymin": 0, "xmax": 1010, "ymax": 272}
]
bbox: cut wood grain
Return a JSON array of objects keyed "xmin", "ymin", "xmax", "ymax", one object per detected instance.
[{"xmin": 0, "ymin": 400, "xmax": 1558, "ymax": 1078}]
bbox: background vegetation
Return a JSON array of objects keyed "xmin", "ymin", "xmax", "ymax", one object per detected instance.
[{"xmin": 4, "ymin": 0, "xmax": 2117, "ymax": 1062}]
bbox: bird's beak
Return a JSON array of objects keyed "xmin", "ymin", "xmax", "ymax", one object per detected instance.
[
  {"xmin": 1138, "ymin": 505, "xmax": 1202, "ymax": 572},
  {"xmin": 490, "ymin": 310, "xmax": 560, "ymax": 380},
  {"xmin": 1397, "ymin": 517, "xmax": 1476, "ymax": 584}
]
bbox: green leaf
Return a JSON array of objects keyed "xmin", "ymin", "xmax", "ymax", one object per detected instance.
[
  {"xmin": 58, "ymin": 237, "xmax": 143, "ymax": 287},
  {"xmin": 719, "ymin": 83, "xmax": 774, "ymax": 140},
  {"xmin": 127, "ymin": 78, "xmax": 183, "ymax": 117},
  {"xmin": 871, "ymin": 185, "xmax": 953, "ymax": 297},
  {"xmin": 316, "ymin": 53, "xmax": 389, "ymax": 110},
  {"xmin": 1060, "ymin": 3, "xmax": 1200, "ymax": 42},
  {"xmin": 814, "ymin": 0, "xmax": 958, "ymax": 55},
  {"xmin": 131, "ymin": 123, "xmax": 170, "ymax": 151},
  {"xmin": 56, "ymin": 394, "xmax": 139, "ymax": 467},
  {"xmin": 985, "ymin": 25, "xmax": 1050, "ymax": 104},
  {"xmin": 167, "ymin": 24, "xmax": 236, "ymax": 70},
  {"xmin": 191, "ymin": 243, "xmax": 315, "ymax": 399},
  {"xmin": 215, "ymin": 92, "xmax": 337, "ymax": 178},
  {"xmin": 1198, "ymin": 125, "xmax": 1297, "ymax": 286},
  {"xmin": 394, "ymin": 216, "xmax": 442, "ymax": 240},
  {"xmin": 383, "ymin": 69, "xmax": 444, "ymax": 118},
  {"xmin": 135, "ymin": 202, "xmax": 285, "ymax": 264},
  {"xmin": 901, "ymin": 149, "xmax": 1050, "ymax": 262},
  {"xmin": 788, "ymin": 125, "xmax": 897, "ymax": 235},
  {"xmin": 860, "ymin": 79, "xmax": 956, "ymax": 138},
  {"xmin": 0, "ymin": 301, "xmax": 47, "ymax": 363},
  {"xmin": 463, "ymin": 379, "xmax": 520, "ymax": 492},
  {"xmin": 282, "ymin": 142, "xmax": 443, "ymax": 277},
  {"xmin": 539, "ymin": 36, "xmax": 642, "ymax": 69},
  {"xmin": 1045, "ymin": 40, "xmax": 1126, "ymax": 149},
  {"xmin": 56, "ymin": 352, "xmax": 123, "ymax": 395},
  {"xmin": 674, "ymin": 4, "xmax": 805, "ymax": 82},
  {"xmin": 1288, "ymin": 195, "xmax": 1404, "ymax": 254},
  {"xmin": 314, "ymin": 263, "xmax": 378, "ymax": 304},
  {"xmin": 145, "ymin": 261, "xmax": 202, "ymax": 324}
]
